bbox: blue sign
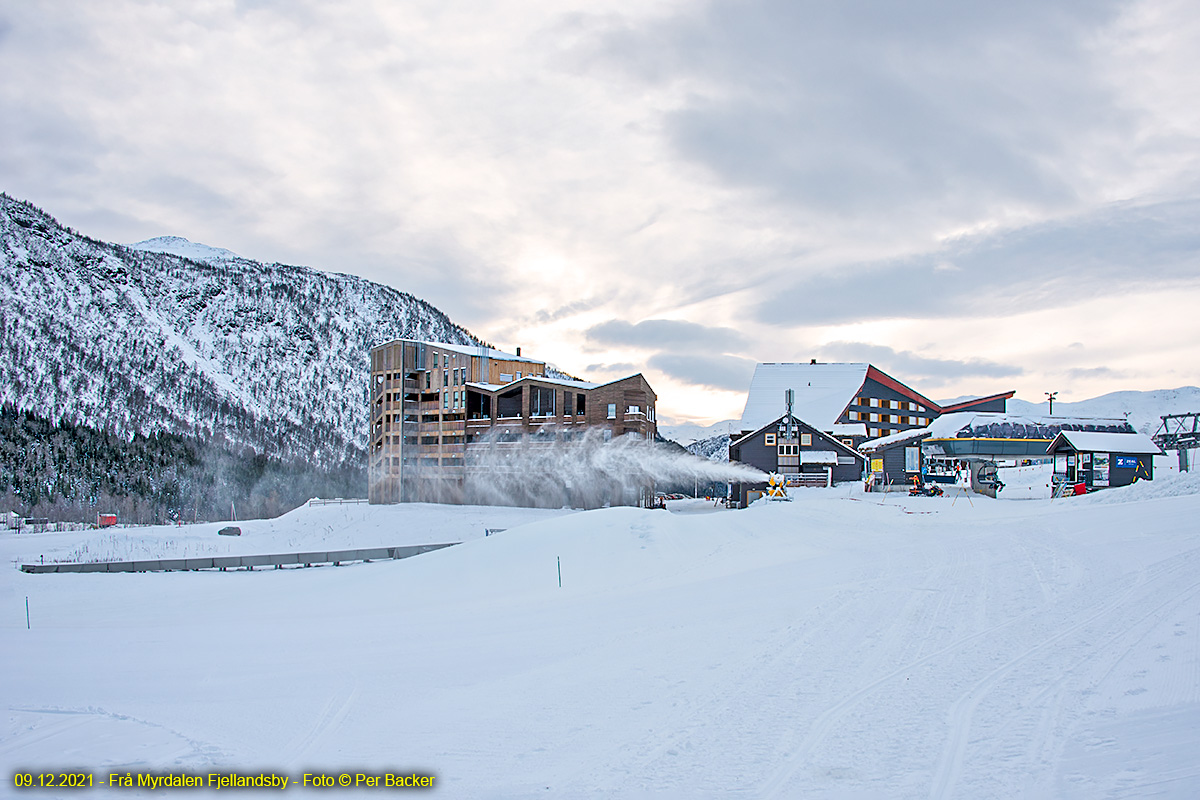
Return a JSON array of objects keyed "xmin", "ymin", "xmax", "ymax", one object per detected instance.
[{"xmin": 1115, "ymin": 456, "xmax": 1138, "ymax": 469}]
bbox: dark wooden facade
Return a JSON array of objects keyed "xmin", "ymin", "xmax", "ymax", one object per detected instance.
[
  {"xmin": 1046, "ymin": 433, "xmax": 1159, "ymax": 490},
  {"xmin": 831, "ymin": 368, "xmax": 1018, "ymax": 443},
  {"xmin": 369, "ymin": 339, "xmax": 657, "ymax": 506},
  {"xmin": 729, "ymin": 415, "xmax": 865, "ymax": 508},
  {"xmin": 858, "ymin": 430, "xmax": 932, "ymax": 491}
]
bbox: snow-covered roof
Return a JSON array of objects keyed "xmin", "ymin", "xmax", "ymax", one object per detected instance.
[
  {"xmin": 859, "ymin": 428, "xmax": 932, "ymax": 452},
  {"xmin": 430, "ymin": 342, "xmax": 545, "ymax": 364},
  {"xmin": 740, "ymin": 363, "xmax": 869, "ymax": 432},
  {"xmin": 800, "ymin": 450, "xmax": 839, "ymax": 465},
  {"xmin": 467, "ymin": 374, "xmax": 641, "ymax": 392},
  {"xmin": 830, "ymin": 422, "xmax": 868, "ymax": 437},
  {"xmin": 514, "ymin": 374, "xmax": 599, "ymax": 389},
  {"xmin": 1047, "ymin": 430, "xmax": 1162, "ymax": 455},
  {"xmin": 926, "ymin": 412, "xmax": 1129, "ymax": 440}
]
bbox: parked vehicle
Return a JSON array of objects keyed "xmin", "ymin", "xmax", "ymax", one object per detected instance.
[
  {"xmin": 909, "ymin": 476, "xmax": 944, "ymax": 497},
  {"xmin": 218, "ymin": 526, "xmax": 242, "ymax": 536}
]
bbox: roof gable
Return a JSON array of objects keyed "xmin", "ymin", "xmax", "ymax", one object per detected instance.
[
  {"xmin": 731, "ymin": 413, "xmax": 864, "ymax": 460},
  {"xmin": 740, "ymin": 363, "xmax": 869, "ymax": 431},
  {"xmin": 1046, "ymin": 430, "xmax": 1162, "ymax": 455}
]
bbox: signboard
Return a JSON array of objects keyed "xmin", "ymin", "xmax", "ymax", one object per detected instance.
[
  {"xmin": 1055, "ymin": 454, "xmax": 1067, "ymax": 473},
  {"xmin": 1093, "ymin": 454, "xmax": 1110, "ymax": 487},
  {"xmin": 870, "ymin": 458, "xmax": 884, "ymax": 474},
  {"xmin": 1067, "ymin": 455, "xmax": 1076, "ymax": 466},
  {"xmin": 1115, "ymin": 455, "xmax": 1138, "ymax": 469}
]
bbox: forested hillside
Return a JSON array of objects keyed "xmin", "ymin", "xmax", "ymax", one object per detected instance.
[{"xmin": 0, "ymin": 404, "xmax": 362, "ymax": 522}]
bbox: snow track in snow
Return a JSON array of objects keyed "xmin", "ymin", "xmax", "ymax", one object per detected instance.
[{"xmin": 5, "ymin": 489, "xmax": 1200, "ymax": 797}]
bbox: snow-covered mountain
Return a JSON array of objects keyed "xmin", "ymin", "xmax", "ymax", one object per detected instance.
[
  {"xmin": 0, "ymin": 193, "xmax": 477, "ymax": 467},
  {"xmin": 686, "ymin": 433, "xmax": 730, "ymax": 462},
  {"xmin": 658, "ymin": 419, "xmax": 738, "ymax": 446},
  {"xmin": 1007, "ymin": 388, "xmax": 1200, "ymax": 435},
  {"xmin": 127, "ymin": 235, "xmax": 244, "ymax": 264}
]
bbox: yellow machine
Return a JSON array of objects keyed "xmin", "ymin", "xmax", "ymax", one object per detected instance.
[{"xmin": 765, "ymin": 472, "xmax": 791, "ymax": 501}]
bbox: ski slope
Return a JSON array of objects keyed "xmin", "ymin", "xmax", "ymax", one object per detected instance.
[{"xmin": 4, "ymin": 480, "xmax": 1200, "ymax": 798}]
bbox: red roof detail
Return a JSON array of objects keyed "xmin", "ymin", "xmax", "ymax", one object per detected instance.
[
  {"xmin": 862, "ymin": 366, "xmax": 942, "ymax": 412},
  {"xmin": 938, "ymin": 391, "xmax": 1016, "ymax": 414}
]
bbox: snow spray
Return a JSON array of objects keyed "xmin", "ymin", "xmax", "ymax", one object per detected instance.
[{"xmin": 459, "ymin": 427, "xmax": 766, "ymax": 508}]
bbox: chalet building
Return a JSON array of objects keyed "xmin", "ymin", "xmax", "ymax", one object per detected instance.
[
  {"xmin": 1046, "ymin": 430, "xmax": 1161, "ymax": 490},
  {"xmin": 858, "ymin": 428, "xmax": 933, "ymax": 491},
  {"xmin": 728, "ymin": 402, "xmax": 865, "ymax": 507},
  {"xmin": 368, "ymin": 339, "xmax": 657, "ymax": 506},
  {"xmin": 738, "ymin": 361, "xmax": 1014, "ymax": 447},
  {"xmin": 920, "ymin": 412, "xmax": 1137, "ymax": 462},
  {"xmin": 857, "ymin": 412, "xmax": 1146, "ymax": 495}
]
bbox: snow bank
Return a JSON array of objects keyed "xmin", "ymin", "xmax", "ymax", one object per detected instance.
[
  {"xmin": 1071, "ymin": 468, "xmax": 1200, "ymax": 504},
  {"xmin": 5, "ymin": 491, "xmax": 1200, "ymax": 798}
]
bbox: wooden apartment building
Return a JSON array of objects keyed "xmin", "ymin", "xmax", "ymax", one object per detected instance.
[{"xmin": 368, "ymin": 339, "xmax": 658, "ymax": 505}]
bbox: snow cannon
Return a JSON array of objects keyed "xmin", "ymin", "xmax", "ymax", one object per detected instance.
[{"xmin": 765, "ymin": 473, "xmax": 791, "ymax": 501}]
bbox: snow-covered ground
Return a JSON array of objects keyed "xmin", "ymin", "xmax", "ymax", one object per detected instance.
[
  {"xmin": 0, "ymin": 502, "xmax": 578, "ymax": 568},
  {"xmin": 4, "ymin": 481, "xmax": 1200, "ymax": 798}
]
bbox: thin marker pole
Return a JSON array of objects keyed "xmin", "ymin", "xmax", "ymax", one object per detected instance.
[
  {"xmin": 557, "ymin": 556, "xmax": 561, "ymax": 588},
  {"xmin": 26, "ymin": 596, "xmax": 30, "ymax": 629}
]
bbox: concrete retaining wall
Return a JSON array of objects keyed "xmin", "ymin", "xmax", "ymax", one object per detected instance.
[{"xmin": 20, "ymin": 543, "xmax": 457, "ymax": 574}]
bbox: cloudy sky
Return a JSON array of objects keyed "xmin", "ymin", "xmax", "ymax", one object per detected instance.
[{"xmin": 3, "ymin": 0, "xmax": 1199, "ymax": 425}]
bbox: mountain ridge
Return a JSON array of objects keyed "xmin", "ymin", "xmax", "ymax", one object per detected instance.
[{"xmin": 0, "ymin": 192, "xmax": 479, "ymax": 471}]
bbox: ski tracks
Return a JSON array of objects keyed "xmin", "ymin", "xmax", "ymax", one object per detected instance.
[
  {"xmin": 926, "ymin": 542, "xmax": 1200, "ymax": 799},
  {"xmin": 284, "ymin": 678, "xmax": 361, "ymax": 768}
]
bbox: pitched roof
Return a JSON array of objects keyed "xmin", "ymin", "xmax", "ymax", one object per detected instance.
[
  {"xmin": 859, "ymin": 427, "xmax": 933, "ymax": 453},
  {"xmin": 740, "ymin": 363, "xmax": 870, "ymax": 431},
  {"xmin": 730, "ymin": 414, "xmax": 863, "ymax": 460},
  {"xmin": 466, "ymin": 373, "xmax": 646, "ymax": 392},
  {"xmin": 1046, "ymin": 430, "xmax": 1162, "ymax": 455},
  {"xmin": 938, "ymin": 391, "xmax": 1016, "ymax": 413}
]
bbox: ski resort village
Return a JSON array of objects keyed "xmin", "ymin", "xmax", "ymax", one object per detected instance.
[
  {"xmin": 6, "ymin": 2, "xmax": 1200, "ymax": 797},
  {"xmin": 5, "ymin": 284, "xmax": 1200, "ymax": 796}
]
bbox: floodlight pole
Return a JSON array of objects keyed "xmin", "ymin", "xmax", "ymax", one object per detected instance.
[{"xmin": 1045, "ymin": 391, "xmax": 1058, "ymax": 416}]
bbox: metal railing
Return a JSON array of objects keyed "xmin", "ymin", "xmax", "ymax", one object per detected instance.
[{"xmin": 20, "ymin": 543, "xmax": 458, "ymax": 574}]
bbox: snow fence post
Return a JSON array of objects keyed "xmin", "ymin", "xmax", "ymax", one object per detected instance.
[
  {"xmin": 557, "ymin": 556, "xmax": 562, "ymax": 588},
  {"xmin": 26, "ymin": 596, "xmax": 30, "ymax": 629}
]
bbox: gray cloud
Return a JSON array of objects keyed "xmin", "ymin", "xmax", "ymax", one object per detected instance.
[
  {"xmin": 584, "ymin": 362, "xmax": 638, "ymax": 377},
  {"xmin": 530, "ymin": 295, "xmax": 613, "ymax": 326},
  {"xmin": 648, "ymin": 353, "xmax": 757, "ymax": 392},
  {"xmin": 583, "ymin": 0, "xmax": 1125, "ymax": 220},
  {"xmin": 585, "ymin": 318, "xmax": 749, "ymax": 353},
  {"xmin": 818, "ymin": 341, "xmax": 1022, "ymax": 388},
  {"xmin": 757, "ymin": 197, "xmax": 1200, "ymax": 325}
]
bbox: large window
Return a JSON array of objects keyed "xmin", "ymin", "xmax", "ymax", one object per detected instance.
[
  {"xmin": 531, "ymin": 386, "xmax": 556, "ymax": 417},
  {"xmin": 497, "ymin": 388, "xmax": 522, "ymax": 418},
  {"xmin": 607, "ymin": 403, "xmax": 616, "ymax": 419}
]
